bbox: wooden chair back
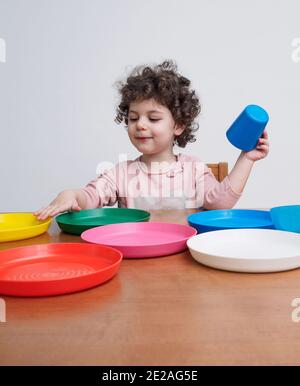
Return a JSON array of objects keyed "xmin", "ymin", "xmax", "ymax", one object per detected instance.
[{"xmin": 206, "ymin": 162, "xmax": 228, "ymax": 182}]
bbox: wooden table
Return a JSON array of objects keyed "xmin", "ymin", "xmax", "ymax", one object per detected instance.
[{"xmin": 1, "ymin": 209, "xmax": 300, "ymax": 366}]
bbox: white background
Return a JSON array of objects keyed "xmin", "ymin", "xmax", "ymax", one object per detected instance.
[{"xmin": 0, "ymin": 0, "xmax": 299, "ymax": 211}]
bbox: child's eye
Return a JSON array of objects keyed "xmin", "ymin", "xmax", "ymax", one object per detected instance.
[{"xmin": 128, "ymin": 117, "xmax": 161, "ymax": 122}]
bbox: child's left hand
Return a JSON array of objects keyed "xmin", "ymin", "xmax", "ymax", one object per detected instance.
[{"xmin": 242, "ymin": 130, "xmax": 270, "ymax": 162}]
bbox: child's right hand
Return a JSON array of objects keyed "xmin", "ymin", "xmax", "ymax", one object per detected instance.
[{"xmin": 34, "ymin": 190, "xmax": 82, "ymax": 221}]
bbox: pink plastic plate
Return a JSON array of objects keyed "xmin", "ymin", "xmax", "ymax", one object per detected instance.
[{"xmin": 81, "ymin": 222, "xmax": 197, "ymax": 258}]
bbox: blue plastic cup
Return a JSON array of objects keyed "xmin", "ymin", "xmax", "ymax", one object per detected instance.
[{"xmin": 226, "ymin": 105, "xmax": 269, "ymax": 151}]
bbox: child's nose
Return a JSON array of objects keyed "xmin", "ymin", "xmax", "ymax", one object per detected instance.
[
  {"xmin": 135, "ymin": 116, "xmax": 149, "ymax": 129},
  {"xmin": 137, "ymin": 126, "xmax": 147, "ymax": 131},
  {"xmin": 136, "ymin": 121, "xmax": 147, "ymax": 130}
]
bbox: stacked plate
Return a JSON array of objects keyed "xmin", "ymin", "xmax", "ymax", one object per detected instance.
[{"xmin": 186, "ymin": 207, "xmax": 300, "ymax": 273}]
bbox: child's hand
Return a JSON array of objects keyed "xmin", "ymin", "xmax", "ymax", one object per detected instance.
[
  {"xmin": 242, "ymin": 130, "xmax": 270, "ymax": 162},
  {"xmin": 34, "ymin": 190, "xmax": 82, "ymax": 221}
]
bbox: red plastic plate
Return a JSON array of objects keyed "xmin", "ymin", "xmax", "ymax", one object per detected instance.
[{"xmin": 0, "ymin": 243, "xmax": 122, "ymax": 297}]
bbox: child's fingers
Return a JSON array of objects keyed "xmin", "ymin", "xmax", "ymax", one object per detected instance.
[
  {"xmin": 37, "ymin": 205, "xmax": 62, "ymax": 220},
  {"xmin": 258, "ymin": 143, "xmax": 269, "ymax": 149},
  {"xmin": 45, "ymin": 204, "xmax": 70, "ymax": 218},
  {"xmin": 35, "ymin": 207, "xmax": 51, "ymax": 220},
  {"xmin": 36, "ymin": 202, "xmax": 79, "ymax": 220},
  {"xmin": 258, "ymin": 138, "xmax": 269, "ymax": 146},
  {"xmin": 71, "ymin": 204, "xmax": 81, "ymax": 211},
  {"xmin": 37, "ymin": 208, "xmax": 54, "ymax": 220},
  {"xmin": 34, "ymin": 207, "xmax": 47, "ymax": 216},
  {"xmin": 35, "ymin": 203, "xmax": 59, "ymax": 219},
  {"xmin": 36, "ymin": 213, "xmax": 49, "ymax": 221},
  {"xmin": 257, "ymin": 145, "xmax": 269, "ymax": 153},
  {"xmin": 258, "ymin": 144, "xmax": 269, "ymax": 149},
  {"xmin": 43, "ymin": 207, "xmax": 60, "ymax": 218}
]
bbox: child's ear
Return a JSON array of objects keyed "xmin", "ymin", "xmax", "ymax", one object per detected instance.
[{"xmin": 174, "ymin": 124, "xmax": 185, "ymax": 136}]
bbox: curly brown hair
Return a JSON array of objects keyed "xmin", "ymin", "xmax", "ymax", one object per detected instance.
[{"xmin": 115, "ymin": 60, "xmax": 201, "ymax": 147}]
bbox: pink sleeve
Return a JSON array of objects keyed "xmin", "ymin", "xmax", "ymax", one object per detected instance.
[
  {"xmin": 202, "ymin": 164, "xmax": 241, "ymax": 210},
  {"xmin": 80, "ymin": 166, "xmax": 120, "ymax": 209}
]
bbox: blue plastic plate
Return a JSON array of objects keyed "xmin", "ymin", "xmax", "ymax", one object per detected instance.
[
  {"xmin": 187, "ymin": 209, "xmax": 274, "ymax": 233},
  {"xmin": 270, "ymin": 205, "xmax": 300, "ymax": 233}
]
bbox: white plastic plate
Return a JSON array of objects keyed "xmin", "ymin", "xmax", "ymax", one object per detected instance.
[{"xmin": 187, "ymin": 229, "xmax": 300, "ymax": 273}]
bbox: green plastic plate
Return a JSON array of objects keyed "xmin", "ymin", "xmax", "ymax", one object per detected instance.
[{"xmin": 56, "ymin": 207, "xmax": 151, "ymax": 235}]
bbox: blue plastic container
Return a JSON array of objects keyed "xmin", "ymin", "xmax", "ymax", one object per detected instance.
[
  {"xmin": 226, "ymin": 105, "xmax": 269, "ymax": 151},
  {"xmin": 270, "ymin": 205, "xmax": 300, "ymax": 233},
  {"xmin": 187, "ymin": 209, "xmax": 274, "ymax": 233}
]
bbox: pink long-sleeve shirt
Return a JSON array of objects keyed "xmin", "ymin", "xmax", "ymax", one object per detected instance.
[{"xmin": 81, "ymin": 153, "xmax": 241, "ymax": 210}]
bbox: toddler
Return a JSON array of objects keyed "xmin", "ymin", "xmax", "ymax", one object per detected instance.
[{"xmin": 35, "ymin": 60, "xmax": 269, "ymax": 220}]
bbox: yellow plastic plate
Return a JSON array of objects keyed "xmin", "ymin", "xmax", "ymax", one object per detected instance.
[{"xmin": 0, "ymin": 213, "xmax": 52, "ymax": 242}]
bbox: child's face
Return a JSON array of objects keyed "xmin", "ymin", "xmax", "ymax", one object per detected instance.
[{"xmin": 127, "ymin": 98, "xmax": 184, "ymax": 156}]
